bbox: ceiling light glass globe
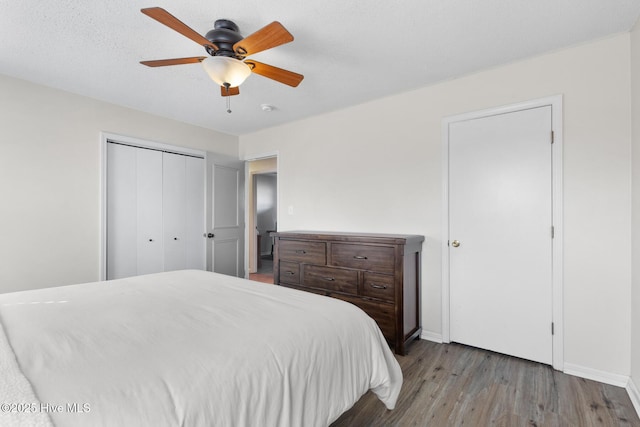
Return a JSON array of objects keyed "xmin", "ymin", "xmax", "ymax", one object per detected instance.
[{"xmin": 202, "ymin": 57, "xmax": 252, "ymax": 87}]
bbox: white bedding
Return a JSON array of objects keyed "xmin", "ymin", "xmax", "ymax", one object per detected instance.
[{"xmin": 0, "ymin": 270, "xmax": 402, "ymax": 427}]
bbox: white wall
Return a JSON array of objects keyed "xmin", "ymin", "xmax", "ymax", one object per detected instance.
[
  {"xmin": 630, "ymin": 17, "xmax": 640, "ymax": 402},
  {"xmin": 240, "ymin": 34, "xmax": 633, "ymax": 376},
  {"xmin": 0, "ymin": 74, "xmax": 238, "ymax": 293}
]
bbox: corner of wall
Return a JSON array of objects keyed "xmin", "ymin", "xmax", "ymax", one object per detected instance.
[
  {"xmin": 629, "ymin": 13, "xmax": 640, "ymax": 420},
  {"xmin": 420, "ymin": 331, "xmax": 443, "ymax": 343}
]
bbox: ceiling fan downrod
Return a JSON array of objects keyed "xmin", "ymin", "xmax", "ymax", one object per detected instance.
[{"xmin": 224, "ymin": 83, "xmax": 232, "ymax": 113}]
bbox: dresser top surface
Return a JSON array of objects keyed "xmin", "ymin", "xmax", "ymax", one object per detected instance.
[{"xmin": 273, "ymin": 230, "xmax": 424, "ymax": 245}]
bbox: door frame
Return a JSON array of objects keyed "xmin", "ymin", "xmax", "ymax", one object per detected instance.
[
  {"xmin": 441, "ymin": 95, "xmax": 564, "ymax": 370},
  {"xmin": 99, "ymin": 132, "xmax": 206, "ymax": 281}
]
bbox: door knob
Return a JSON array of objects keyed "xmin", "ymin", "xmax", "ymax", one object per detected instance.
[
  {"xmin": 207, "ymin": 233, "xmax": 215, "ymax": 239},
  {"xmin": 451, "ymin": 240, "xmax": 460, "ymax": 247}
]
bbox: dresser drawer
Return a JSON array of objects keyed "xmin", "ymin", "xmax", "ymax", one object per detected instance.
[
  {"xmin": 331, "ymin": 243, "xmax": 395, "ymax": 274},
  {"xmin": 279, "ymin": 261, "xmax": 300, "ymax": 284},
  {"xmin": 362, "ymin": 272, "xmax": 395, "ymax": 302},
  {"xmin": 303, "ymin": 265, "xmax": 358, "ymax": 294},
  {"xmin": 279, "ymin": 239, "xmax": 326, "ymax": 264},
  {"xmin": 332, "ymin": 294, "xmax": 395, "ymax": 340}
]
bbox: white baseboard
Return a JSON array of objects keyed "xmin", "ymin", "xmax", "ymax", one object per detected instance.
[
  {"xmin": 628, "ymin": 377, "xmax": 640, "ymax": 419},
  {"xmin": 420, "ymin": 330, "xmax": 443, "ymax": 343},
  {"xmin": 563, "ymin": 362, "xmax": 629, "ymax": 388}
]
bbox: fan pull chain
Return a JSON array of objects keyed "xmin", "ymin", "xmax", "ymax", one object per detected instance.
[{"xmin": 224, "ymin": 83, "xmax": 232, "ymax": 113}]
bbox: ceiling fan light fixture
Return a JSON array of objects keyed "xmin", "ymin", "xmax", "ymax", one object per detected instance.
[{"xmin": 202, "ymin": 56, "xmax": 251, "ymax": 87}]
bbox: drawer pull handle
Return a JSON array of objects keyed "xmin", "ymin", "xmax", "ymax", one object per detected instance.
[
  {"xmin": 295, "ymin": 250, "xmax": 307, "ymax": 254},
  {"xmin": 285, "ymin": 271, "xmax": 295, "ymax": 275},
  {"xmin": 323, "ymin": 277, "xmax": 336, "ymax": 281},
  {"xmin": 370, "ymin": 283, "xmax": 387, "ymax": 290},
  {"xmin": 353, "ymin": 255, "xmax": 368, "ymax": 260}
]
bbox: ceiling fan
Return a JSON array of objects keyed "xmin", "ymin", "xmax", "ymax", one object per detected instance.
[{"xmin": 139, "ymin": 7, "xmax": 304, "ymax": 108}]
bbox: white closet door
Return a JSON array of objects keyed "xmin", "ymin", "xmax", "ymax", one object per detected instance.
[
  {"xmin": 163, "ymin": 152, "xmax": 187, "ymax": 271},
  {"xmin": 448, "ymin": 106, "xmax": 553, "ymax": 364},
  {"xmin": 185, "ymin": 156, "xmax": 205, "ymax": 269},
  {"xmin": 136, "ymin": 148, "xmax": 164, "ymax": 275},
  {"xmin": 107, "ymin": 144, "xmax": 137, "ymax": 280},
  {"xmin": 107, "ymin": 143, "xmax": 206, "ymax": 279}
]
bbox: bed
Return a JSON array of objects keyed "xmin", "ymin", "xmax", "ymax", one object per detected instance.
[{"xmin": 0, "ymin": 270, "xmax": 402, "ymax": 427}]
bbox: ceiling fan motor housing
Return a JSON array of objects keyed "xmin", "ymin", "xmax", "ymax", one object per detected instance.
[{"xmin": 205, "ymin": 20, "xmax": 243, "ymax": 57}]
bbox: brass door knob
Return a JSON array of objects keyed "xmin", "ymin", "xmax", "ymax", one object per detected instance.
[{"xmin": 451, "ymin": 240, "xmax": 460, "ymax": 247}]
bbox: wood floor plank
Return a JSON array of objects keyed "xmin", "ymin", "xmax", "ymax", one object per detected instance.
[{"xmin": 330, "ymin": 340, "xmax": 640, "ymax": 427}]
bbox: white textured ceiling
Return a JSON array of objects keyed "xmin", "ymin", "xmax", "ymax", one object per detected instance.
[{"xmin": 1, "ymin": 0, "xmax": 639, "ymax": 136}]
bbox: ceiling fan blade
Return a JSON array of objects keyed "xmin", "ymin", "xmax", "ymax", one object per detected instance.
[
  {"xmin": 141, "ymin": 7, "xmax": 217, "ymax": 50},
  {"xmin": 221, "ymin": 86, "xmax": 240, "ymax": 97},
  {"xmin": 245, "ymin": 61, "xmax": 304, "ymax": 87},
  {"xmin": 140, "ymin": 57, "xmax": 207, "ymax": 67},
  {"xmin": 233, "ymin": 22, "xmax": 293, "ymax": 56}
]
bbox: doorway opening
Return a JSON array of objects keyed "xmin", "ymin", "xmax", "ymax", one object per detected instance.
[{"xmin": 246, "ymin": 156, "xmax": 278, "ymax": 284}]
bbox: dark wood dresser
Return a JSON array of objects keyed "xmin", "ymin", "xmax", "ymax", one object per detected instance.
[{"xmin": 273, "ymin": 231, "xmax": 424, "ymax": 355}]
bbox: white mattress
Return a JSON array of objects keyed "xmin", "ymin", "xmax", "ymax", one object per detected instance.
[{"xmin": 0, "ymin": 270, "xmax": 402, "ymax": 426}]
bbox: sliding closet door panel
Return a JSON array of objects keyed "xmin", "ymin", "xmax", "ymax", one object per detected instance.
[
  {"xmin": 163, "ymin": 153, "xmax": 187, "ymax": 271},
  {"xmin": 185, "ymin": 156, "xmax": 205, "ymax": 270},
  {"xmin": 136, "ymin": 149, "xmax": 164, "ymax": 275},
  {"xmin": 107, "ymin": 144, "xmax": 137, "ymax": 280}
]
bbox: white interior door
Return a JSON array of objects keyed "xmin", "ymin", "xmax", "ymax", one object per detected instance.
[
  {"xmin": 163, "ymin": 152, "xmax": 187, "ymax": 271},
  {"xmin": 137, "ymin": 148, "xmax": 164, "ymax": 275},
  {"xmin": 185, "ymin": 156, "xmax": 205, "ymax": 270},
  {"xmin": 207, "ymin": 154, "xmax": 245, "ymax": 277},
  {"xmin": 107, "ymin": 143, "xmax": 137, "ymax": 280},
  {"xmin": 107, "ymin": 144, "xmax": 164, "ymax": 279},
  {"xmin": 162, "ymin": 152, "xmax": 206, "ymax": 272},
  {"xmin": 448, "ymin": 106, "xmax": 553, "ymax": 365}
]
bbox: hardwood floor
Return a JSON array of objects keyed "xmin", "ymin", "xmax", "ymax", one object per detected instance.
[
  {"xmin": 250, "ymin": 257, "xmax": 274, "ymax": 284},
  {"xmin": 331, "ymin": 340, "xmax": 640, "ymax": 427},
  {"xmin": 249, "ymin": 272, "xmax": 274, "ymax": 284}
]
